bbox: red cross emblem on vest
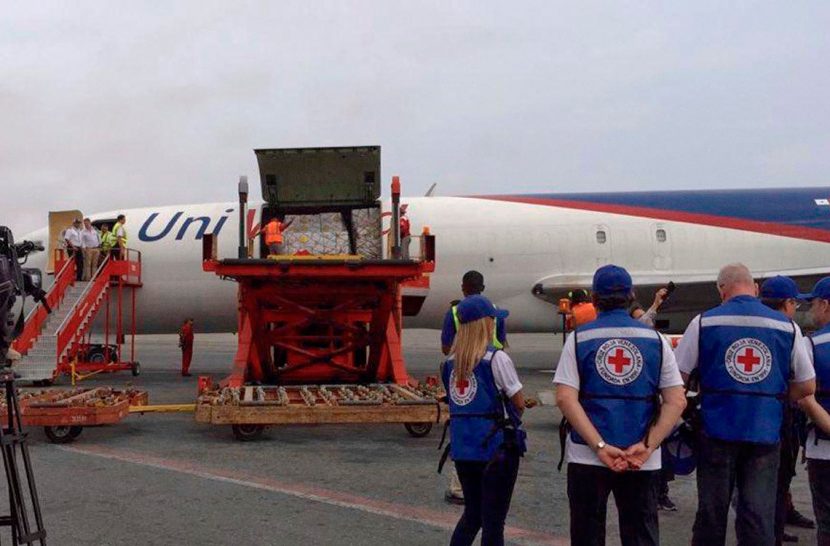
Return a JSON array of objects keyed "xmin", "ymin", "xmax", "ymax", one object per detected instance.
[
  {"xmin": 607, "ymin": 348, "xmax": 632, "ymax": 374},
  {"xmin": 725, "ymin": 338, "xmax": 773, "ymax": 384},
  {"xmin": 595, "ymin": 339, "xmax": 644, "ymax": 385},
  {"xmin": 736, "ymin": 348, "xmax": 762, "ymax": 373}
]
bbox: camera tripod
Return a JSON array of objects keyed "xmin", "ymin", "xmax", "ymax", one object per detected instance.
[{"xmin": 0, "ymin": 369, "xmax": 45, "ymax": 545}]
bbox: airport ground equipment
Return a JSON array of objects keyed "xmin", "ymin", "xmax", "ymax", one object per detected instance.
[
  {"xmin": 0, "ymin": 387, "xmax": 148, "ymax": 444},
  {"xmin": 12, "ymin": 249, "xmax": 142, "ymax": 384},
  {"xmin": 195, "ymin": 383, "xmax": 445, "ymax": 440},
  {"xmin": 200, "ymin": 147, "xmax": 442, "ymax": 439}
]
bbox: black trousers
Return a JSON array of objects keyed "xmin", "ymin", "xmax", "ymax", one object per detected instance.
[
  {"xmin": 69, "ymin": 247, "xmax": 83, "ymax": 280},
  {"xmin": 691, "ymin": 435, "xmax": 780, "ymax": 546},
  {"xmin": 775, "ymin": 406, "xmax": 799, "ymax": 545},
  {"xmin": 808, "ymin": 459, "xmax": 830, "ymax": 546},
  {"xmin": 566, "ymin": 463, "xmax": 659, "ymax": 546},
  {"xmin": 450, "ymin": 448, "xmax": 520, "ymax": 546}
]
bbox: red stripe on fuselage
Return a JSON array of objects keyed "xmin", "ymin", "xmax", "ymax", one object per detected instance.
[{"xmin": 477, "ymin": 195, "xmax": 830, "ymax": 244}]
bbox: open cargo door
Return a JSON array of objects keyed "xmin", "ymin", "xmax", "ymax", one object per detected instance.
[
  {"xmin": 47, "ymin": 210, "xmax": 83, "ymax": 274},
  {"xmin": 255, "ymin": 146, "xmax": 380, "ymax": 208}
]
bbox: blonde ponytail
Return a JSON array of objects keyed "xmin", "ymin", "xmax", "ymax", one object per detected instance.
[{"xmin": 451, "ymin": 317, "xmax": 494, "ymax": 381}]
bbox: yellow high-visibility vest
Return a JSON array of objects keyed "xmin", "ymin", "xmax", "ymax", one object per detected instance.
[{"xmin": 451, "ymin": 304, "xmax": 504, "ymax": 349}]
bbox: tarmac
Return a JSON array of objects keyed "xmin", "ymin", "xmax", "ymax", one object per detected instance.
[{"xmin": 11, "ymin": 330, "xmax": 819, "ymax": 545}]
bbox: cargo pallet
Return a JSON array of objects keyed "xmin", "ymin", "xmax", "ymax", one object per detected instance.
[
  {"xmin": 1, "ymin": 387, "xmax": 148, "ymax": 444},
  {"xmin": 196, "ymin": 383, "xmax": 446, "ymax": 441}
]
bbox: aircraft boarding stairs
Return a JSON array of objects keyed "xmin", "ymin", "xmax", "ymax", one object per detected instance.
[{"xmin": 12, "ymin": 250, "xmax": 142, "ymax": 383}]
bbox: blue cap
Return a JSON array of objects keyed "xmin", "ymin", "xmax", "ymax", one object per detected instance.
[
  {"xmin": 760, "ymin": 276, "xmax": 808, "ymax": 300},
  {"xmin": 803, "ymin": 277, "xmax": 830, "ymax": 301},
  {"xmin": 456, "ymin": 295, "xmax": 509, "ymax": 324},
  {"xmin": 592, "ymin": 265, "xmax": 633, "ymax": 297}
]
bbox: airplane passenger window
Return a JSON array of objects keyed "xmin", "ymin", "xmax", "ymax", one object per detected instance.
[
  {"xmin": 656, "ymin": 229, "xmax": 667, "ymax": 242},
  {"xmin": 596, "ymin": 230, "xmax": 607, "ymax": 244}
]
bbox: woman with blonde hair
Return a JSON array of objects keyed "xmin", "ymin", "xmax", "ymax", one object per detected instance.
[{"xmin": 440, "ymin": 295, "xmax": 528, "ymax": 546}]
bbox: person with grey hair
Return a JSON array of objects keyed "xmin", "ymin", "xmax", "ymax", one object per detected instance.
[{"xmin": 675, "ymin": 263, "xmax": 816, "ymax": 546}]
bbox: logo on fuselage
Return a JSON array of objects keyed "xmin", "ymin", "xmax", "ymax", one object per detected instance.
[{"xmin": 595, "ymin": 339, "xmax": 644, "ymax": 386}]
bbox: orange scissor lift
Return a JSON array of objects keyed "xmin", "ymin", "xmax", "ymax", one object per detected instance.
[{"xmin": 195, "ymin": 147, "xmax": 445, "ymax": 440}]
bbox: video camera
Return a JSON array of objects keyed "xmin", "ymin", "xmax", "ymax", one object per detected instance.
[{"xmin": 0, "ymin": 226, "xmax": 47, "ymax": 365}]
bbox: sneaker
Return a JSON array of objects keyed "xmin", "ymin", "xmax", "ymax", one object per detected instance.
[
  {"xmin": 444, "ymin": 491, "xmax": 464, "ymax": 505},
  {"xmin": 782, "ymin": 532, "xmax": 799, "ymax": 543},
  {"xmin": 658, "ymin": 494, "xmax": 677, "ymax": 512},
  {"xmin": 787, "ymin": 508, "xmax": 815, "ymax": 529}
]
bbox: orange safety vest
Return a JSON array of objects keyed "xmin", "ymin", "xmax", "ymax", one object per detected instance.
[
  {"xmin": 264, "ymin": 220, "xmax": 283, "ymax": 244},
  {"xmin": 570, "ymin": 302, "xmax": 598, "ymax": 328}
]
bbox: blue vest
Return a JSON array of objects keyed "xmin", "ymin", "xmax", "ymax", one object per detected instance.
[
  {"xmin": 571, "ymin": 309, "xmax": 663, "ymax": 448},
  {"xmin": 810, "ymin": 325, "xmax": 830, "ymax": 441},
  {"xmin": 442, "ymin": 348, "xmax": 505, "ymax": 462},
  {"xmin": 698, "ymin": 295, "xmax": 794, "ymax": 444}
]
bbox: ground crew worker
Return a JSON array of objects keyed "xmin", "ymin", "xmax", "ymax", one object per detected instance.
[
  {"xmin": 178, "ymin": 318, "xmax": 194, "ymax": 377},
  {"xmin": 675, "ymin": 263, "xmax": 815, "ymax": 546},
  {"xmin": 440, "ymin": 294, "xmax": 527, "ymax": 546},
  {"xmin": 760, "ymin": 276, "xmax": 814, "ymax": 544},
  {"xmin": 99, "ymin": 224, "xmax": 117, "ymax": 263},
  {"xmin": 797, "ymin": 277, "xmax": 830, "ymax": 546},
  {"xmin": 260, "ymin": 217, "xmax": 294, "ymax": 256},
  {"xmin": 554, "ymin": 264, "xmax": 686, "ymax": 546},
  {"xmin": 566, "ymin": 289, "xmax": 597, "ymax": 330},
  {"xmin": 399, "ymin": 204, "xmax": 411, "ymax": 259},
  {"xmin": 442, "ymin": 271, "xmax": 507, "ymax": 356},
  {"xmin": 630, "ymin": 287, "xmax": 669, "ymax": 328},
  {"xmin": 112, "ymin": 214, "xmax": 127, "ymax": 260}
]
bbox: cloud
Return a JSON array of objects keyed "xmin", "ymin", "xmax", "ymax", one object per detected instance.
[{"xmin": 1, "ymin": 1, "xmax": 829, "ymax": 234}]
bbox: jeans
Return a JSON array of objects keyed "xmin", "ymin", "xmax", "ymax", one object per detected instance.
[
  {"xmin": 268, "ymin": 242, "xmax": 284, "ymax": 255},
  {"xmin": 691, "ymin": 435, "xmax": 780, "ymax": 546},
  {"xmin": 808, "ymin": 459, "xmax": 830, "ymax": 546},
  {"xmin": 567, "ymin": 463, "xmax": 659, "ymax": 546},
  {"xmin": 775, "ymin": 405, "xmax": 799, "ymax": 545},
  {"xmin": 450, "ymin": 447, "xmax": 520, "ymax": 546}
]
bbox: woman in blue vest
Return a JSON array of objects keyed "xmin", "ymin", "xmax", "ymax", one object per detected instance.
[
  {"xmin": 441, "ymin": 294, "xmax": 527, "ymax": 546},
  {"xmin": 554, "ymin": 264, "xmax": 687, "ymax": 546},
  {"xmin": 798, "ymin": 277, "xmax": 830, "ymax": 546}
]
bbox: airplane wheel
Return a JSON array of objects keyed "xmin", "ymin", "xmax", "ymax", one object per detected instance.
[
  {"xmin": 131, "ymin": 362, "xmax": 141, "ymax": 376},
  {"xmin": 404, "ymin": 422, "xmax": 432, "ymax": 438},
  {"xmin": 232, "ymin": 424, "xmax": 265, "ymax": 441},
  {"xmin": 44, "ymin": 426, "xmax": 83, "ymax": 444}
]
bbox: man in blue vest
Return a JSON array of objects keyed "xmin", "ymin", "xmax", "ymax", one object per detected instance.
[
  {"xmin": 555, "ymin": 264, "xmax": 687, "ymax": 546},
  {"xmin": 676, "ymin": 264, "xmax": 815, "ymax": 546},
  {"xmin": 760, "ymin": 276, "xmax": 815, "ymax": 544},
  {"xmin": 441, "ymin": 270, "xmax": 507, "ymax": 355},
  {"xmin": 796, "ymin": 277, "xmax": 830, "ymax": 546}
]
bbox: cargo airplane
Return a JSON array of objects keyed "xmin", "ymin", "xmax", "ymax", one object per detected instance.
[{"xmin": 20, "ymin": 187, "xmax": 830, "ymax": 334}]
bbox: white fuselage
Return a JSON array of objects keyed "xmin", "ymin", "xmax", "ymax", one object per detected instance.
[{"xmin": 21, "ymin": 196, "xmax": 830, "ymax": 334}]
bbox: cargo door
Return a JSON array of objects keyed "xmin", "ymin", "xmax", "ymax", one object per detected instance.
[
  {"xmin": 255, "ymin": 146, "xmax": 380, "ymax": 207},
  {"xmin": 652, "ymin": 223, "xmax": 672, "ymax": 270},
  {"xmin": 48, "ymin": 210, "xmax": 83, "ymax": 273}
]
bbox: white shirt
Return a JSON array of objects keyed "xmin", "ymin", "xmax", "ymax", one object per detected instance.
[
  {"xmin": 553, "ymin": 331, "xmax": 683, "ymax": 470},
  {"xmin": 674, "ymin": 315, "xmax": 815, "ymax": 382},
  {"xmin": 64, "ymin": 227, "xmax": 82, "ymax": 248},
  {"xmin": 80, "ymin": 227, "xmax": 100, "ymax": 248},
  {"xmin": 490, "ymin": 351, "xmax": 523, "ymax": 398}
]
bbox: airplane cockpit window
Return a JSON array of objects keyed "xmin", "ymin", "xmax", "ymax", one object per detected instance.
[
  {"xmin": 656, "ymin": 229, "xmax": 667, "ymax": 242},
  {"xmin": 596, "ymin": 230, "xmax": 607, "ymax": 244}
]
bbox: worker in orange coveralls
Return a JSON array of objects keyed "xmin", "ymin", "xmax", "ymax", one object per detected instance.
[{"xmin": 178, "ymin": 318, "xmax": 194, "ymax": 377}]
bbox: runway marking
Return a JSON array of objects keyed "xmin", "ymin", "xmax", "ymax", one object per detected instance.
[{"xmin": 60, "ymin": 444, "xmax": 568, "ymax": 546}]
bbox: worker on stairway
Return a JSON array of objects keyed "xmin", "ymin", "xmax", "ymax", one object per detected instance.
[
  {"xmin": 795, "ymin": 277, "xmax": 830, "ymax": 546},
  {"xmin": 440, "ymin": 294, "xmax": 527, "ymax": 546},
  {"xmin": 178, "ymin": 318, "xmax": 194, "ymax": 377},
  {"xmin": 64, "ymin": 218, "xmax": 84, "ymax": 281},
  {"xmin": 112, "ymin": 214, "xmax": 127, "ymax": 260},
  {"xmin": 260, "ymin": 216, "xmax": 294, "ymax": 256},
  {"xmin": 554, "ymin": 264, "xmax": 686, "ymax": 546},
  {"xmin": 99, "ymin": 224, "xmax": 117, "ymax": 263},
  {"xmin": 675, "ymin": 263, "xmax": 815, "ymax": 546},
  {"xmin": 80, "ymin": 218, "xmax": 101, "ymax": 281},
  {"xmin": 442, "ymin": 271, "xmax": 507, "ymax": 356}
]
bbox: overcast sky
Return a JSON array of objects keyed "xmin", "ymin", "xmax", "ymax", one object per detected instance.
[{"xmin": 2, "ymin": 1, "xmax": 829, "ymax": 234}]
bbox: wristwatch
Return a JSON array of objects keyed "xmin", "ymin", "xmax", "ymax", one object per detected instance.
[{"xmin": 596, "ymin": 440, "xmax": 606, "ymax": 451}]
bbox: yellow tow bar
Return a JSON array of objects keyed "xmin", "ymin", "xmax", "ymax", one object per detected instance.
[{"xmin": 129, "ymin": 404, "xmax": 196, "ymax": 414}]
